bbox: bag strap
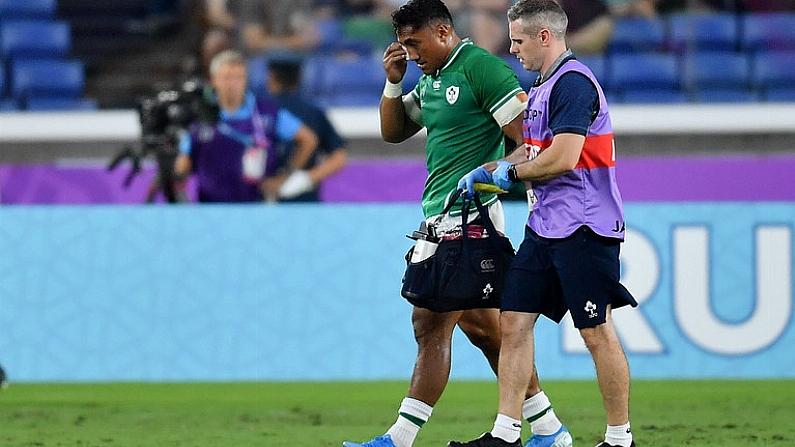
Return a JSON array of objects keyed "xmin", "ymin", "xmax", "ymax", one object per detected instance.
[{"xmin": 460, "ymin": 192, "xmax": 501, "ymax": 245}]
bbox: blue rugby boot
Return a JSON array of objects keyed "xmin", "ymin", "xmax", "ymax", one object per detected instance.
[
  {"xmin": 525, "ymin": 425, "xmax": 572, "ymax": 447},
  {"xmin": 343, "ymin": 434, "xmax": 397, "ymax": 447}
]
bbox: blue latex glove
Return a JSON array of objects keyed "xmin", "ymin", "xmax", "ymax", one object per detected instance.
[
  {"xmin": 457, "ymin": 166, "xmax": 492, "ymax": 199},
  {"xmin": 492, "ymin": 161, "xmax": 516, "ymax": 191}
]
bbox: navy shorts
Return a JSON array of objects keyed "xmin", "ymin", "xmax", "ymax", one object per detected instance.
[{"xmin": 502, "ymin": 225, "xmax": 637, "ymax": 329}]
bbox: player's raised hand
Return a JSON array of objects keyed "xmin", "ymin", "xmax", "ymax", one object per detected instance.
[{"xmin": 382, "ymin": 42, "xmax": 408, "ymax": 83}]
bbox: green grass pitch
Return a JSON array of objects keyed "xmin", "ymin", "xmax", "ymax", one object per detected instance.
[{"xmin": 0, "ymin": 380, "xmax": 793, "ymax": 446}]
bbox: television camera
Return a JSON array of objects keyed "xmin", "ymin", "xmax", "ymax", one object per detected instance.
[{"xmin": 108, "ymin": 79, "xmax": 218, "ymax": 203}]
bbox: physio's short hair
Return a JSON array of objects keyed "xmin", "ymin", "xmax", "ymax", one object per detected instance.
[
  {"xmin": 507, "ymin": 0, "xmax": 568, "ymax": 40},
  {"xmin": 209, "ymin": 49, "xmax": 247, "ymax": 76},
  {"xmin": 391, "ymin": 0, "xmax": 454, "ymax": 35}
]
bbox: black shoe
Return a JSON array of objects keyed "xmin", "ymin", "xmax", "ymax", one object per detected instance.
[
  {"xmin": 595, "ymin": 442, "xmax": 635, "ymax": 447},
  {"xmin": 448, "ymin": 433, "xmax": 522, "ymax": 447}
]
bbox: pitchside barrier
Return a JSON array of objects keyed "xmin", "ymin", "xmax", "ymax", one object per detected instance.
[
  {"xmin": 0, "ymin": 201, "xmax": 792, "ymax": 382},
  {"xmin": 0, "ymin": 106, "xmax": 794, "ymax": 382}
]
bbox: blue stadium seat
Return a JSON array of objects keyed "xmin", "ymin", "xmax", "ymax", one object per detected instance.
[
  {"xmin": 763, "ymin": 87, "xmax": 795, "ymax": 102},
  {"xmin": 684, "ymin": 51, "xmax": 751, "ymax": 100},
  {"xmin": 317, "ymin": 55, "xmax": 384, "ymax": 107},
  {"xmin": 608, "ymin": 17, "xmax": 666, "ymax": 53},
  {"xmin": 751, "ymin": 50, "xmax": 795, "ymax": 100},
  {"xmin": 246, "ymin": 55, "xmax": 269, "ymax": 96},
  {"xmin": 0, "ymin": 98, "xmax": 19, "ymax": 110},
  {"xmin": 300, "ymin": 56, "xmax": 325, "ymax": 97},
  {"xmin": 0, "ymin": 20, "xmax": 71, "ymax": 59},
  {"xmin": 576, "ymin": 55, "xmax": 607, "ymax": 85},
  {"xmin": 740, "ymin": 12, "xmax": 795, "ymax": 52},
  {"xmin": 606, "ymin": 53, "xmax": 682, "ymax": 100},
  {"xmin": 0, "ymin": 0, "xmax": 56, "ymax": 20},
  {"xmin": 620, "ymin": 89, "xmax": 689, "ymax": 104},
  {"xmin": 668, "ymin": 13, "xmax": 739, "ymax": 53},
  {"xmin": 692, "ymin": 88, "xmax": 759, "ymax": 103},
  {"xmin": 11, "ymin": 59, "xmax": 85, "ymax": 101},
  {"xmin": 25, "ymin": 96, "xmax": 98, "ymax": 111},
  {"xmin": 402, "ymin": 62, "xmax": 425, "ymax": 94},
  {"xmin": 501, "ymin": 55, "xmax": 535, "ymax": 92}
]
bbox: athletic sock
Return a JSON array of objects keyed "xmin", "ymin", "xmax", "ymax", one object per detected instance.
[
  {"xmin": 605, "ymin": 422, "xmax": 633, "ymax": 447},
  {"xmin": 385, "ymin": 397, "xmax": 433, "ymax": 447},
  {"xmin": 491, "ymin": 413, "xmax": 522, "ymax": 443},
  {"xmin": 522, "ymin": 391, "xmax": 563, "ymax": 436}
]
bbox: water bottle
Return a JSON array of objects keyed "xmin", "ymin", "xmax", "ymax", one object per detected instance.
[{"xmin": 409, "ymin": 221, "xmax": 439, "ymax": 263}]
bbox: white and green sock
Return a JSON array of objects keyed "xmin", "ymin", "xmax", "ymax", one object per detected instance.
[
  {"xmin": 605, "ymin": 422, "xmax": 632, "ymax": 447},
  {"xmin": 491, "ymin": 413, "xmax": 522, "ymax": 443},
  {"xmin": 522, "ymin": 391, "xmax": 563, "ymax": 436},
  {"xmin": 385, "ymin": 397, "xmax": 433, "ymax": 447}
]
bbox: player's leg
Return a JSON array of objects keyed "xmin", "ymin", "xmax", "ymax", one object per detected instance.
[
  {"xmin": 457, "ymin": 307, "xmax": 502, "ymax": 374},
  {"xmin": 343, "ymin": 307, "xmax": 462, "ymax": 447}
]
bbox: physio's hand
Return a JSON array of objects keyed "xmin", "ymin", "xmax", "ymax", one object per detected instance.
[
  {"xmin": 278, "ymin": 170, "xmax": 313, "ymax": 199},
  {"xmin": 492, "ymin": 161, "xmax": 515, "ymax": 191},
  {"xmin": 457, "ymin": 167, "xmax": 492, "ymax": 199}
]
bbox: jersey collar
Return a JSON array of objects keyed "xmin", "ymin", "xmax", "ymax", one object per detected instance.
[
  {"xmin": 533, "ymin": 49, "xmax": 575, "ymax": 87},
  {"xmin": 219, "ymin": 92, "xmax": 256, "ymax": 120},
  {"xmin": 436, "ymin": 38, "xmax": 473, "ymax": 77}
]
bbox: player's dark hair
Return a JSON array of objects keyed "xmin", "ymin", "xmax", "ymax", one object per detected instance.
[{"xmin": 391, "ymin": 0, "xmax": 454, "ymax": 35}]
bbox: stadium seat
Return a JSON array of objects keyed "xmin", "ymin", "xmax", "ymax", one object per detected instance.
[
  {"xmin": 501, "ymin": 55, "xmax": 535, "ymax": 92},
  {"xmin": 692, "ymin": 88, "xmax": 759, "ymax": 103},
  {"xmin": 402, "ymin": 62, "xmax": 425, "ymax": 94},
  {"xmin": 317, "ymin": 56, "xmax": 384, "ymax": 107},
  {"xmin": 740, "ymin": 12, "xmax": 795, "ymax": 52},
  {"xmin": 0, "ymin": 98, "xmax": 18, "ymax": 110},
  {"xmin": 750, "ymin": 50, "xmax": 795, "ymax": 97},
  {"xmin": 762, "ymin": 87, "xmax": 795, "ymax": 102},
  {"xmin": 25, "ymin": 96, "xmax": 98, "ymax": 111},
  {"xmin": 246, "ymin": 55, "xmax": 269, "ymax": 96},
  {"xmin": 668, "ymin": 12, "xmax": 739, "ymax": 53},
  {"xmin": 608, "ymin": 17, "xmax": 666, "ymax": 53},
  {"xmin": 620, "ymin": 89, "xmax": 689, "ymax": 104},
  {"xmin": 11, "ymin": 59, "xmax": 85, "ymax": 101},
  {"xmin": 576, "ymin": 55, "xmax": 607, "ymax": 85},
  {"xmin": 0, "ymin": 0, "xmax": 56, "ymax": 20},
  {"xmin": 0, "ymin": 20, "xmax": 71, "ymax": 59},
  {"xmin": 606, "ymin": 53, "xmax": 682, "ymax": 100},
  {"xmin": 683, "ymin": 51, "xmax": 751, "ymax": 100}
]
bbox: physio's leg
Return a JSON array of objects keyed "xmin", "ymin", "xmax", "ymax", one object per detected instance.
[
  {"xmin": 458, "ymin": 308, "xmax": 543, "ymax": 397},
  {"xmin": 579, "ymin": 310, "xmax": 630, "ymax": 426}
]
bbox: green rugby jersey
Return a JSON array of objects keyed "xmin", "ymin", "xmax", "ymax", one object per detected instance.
[{"xmin": 406, "ymin": 39, "xmax": 526, "ymax": 218}]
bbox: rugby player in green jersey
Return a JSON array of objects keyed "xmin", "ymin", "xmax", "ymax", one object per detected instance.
[{"xmin": 343, "ymin": 2, "xmax": 571, "ymax": 447}]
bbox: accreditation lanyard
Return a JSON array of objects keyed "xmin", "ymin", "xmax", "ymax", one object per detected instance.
[{"xmin": 216, "ymin": 103, "xmax": 269, "ymax": 150}]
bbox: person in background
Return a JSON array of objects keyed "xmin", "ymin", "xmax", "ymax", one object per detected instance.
[
  {"xmin": 202, "ymin": 0, "xmax": 322, "ymax": 57},
  {"xmin": 175, "ymin": 50, "xmax": 318, "ymax": 203},
  {"xmin": 342, "ymin": 2, "xmax": 572, "ymax": 447},
  {"xmin": 265, "ymin": 57, "xmax": 348, "ymax": 202},
  {"xmin": 452, "ymin": 1, "xmax": 637, "ymax": 446},
  {"xmin": 447, "ymin": 0, "xmax": 514, "ymax": 55}
]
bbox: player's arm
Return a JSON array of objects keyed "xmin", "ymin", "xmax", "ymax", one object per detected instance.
[
  {"xmin": 287, "ymin": 124, "xmax": 319, "ymax": 171},
  {"xmin": 379, "ymin": 42, "xmax": 423, "ymax": 143}
]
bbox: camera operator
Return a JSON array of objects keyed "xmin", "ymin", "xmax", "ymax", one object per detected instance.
[{"xmin": 175, "ymin": 49, "xmax": 318, "ymax": 202}]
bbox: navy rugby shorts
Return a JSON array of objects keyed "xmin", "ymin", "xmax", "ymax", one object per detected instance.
[{"xmin": 502, "ymin": 225, "xmax": 637, "ymax": 329}]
